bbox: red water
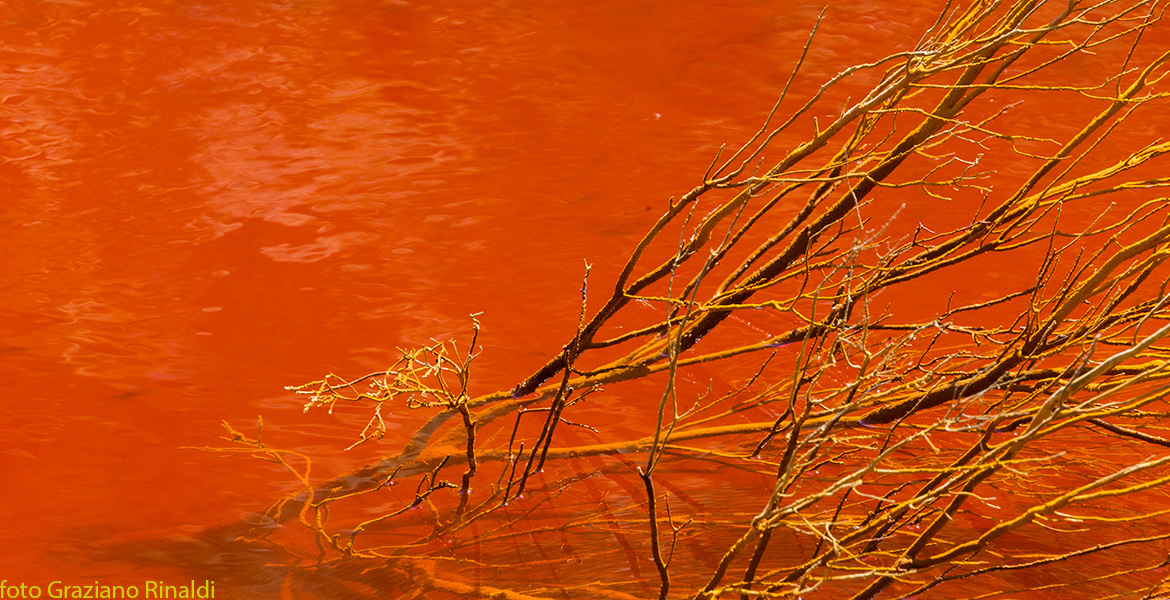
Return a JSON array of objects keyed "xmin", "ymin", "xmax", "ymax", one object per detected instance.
[{"xmin": 3, "ymin": 0, "xmax": 1169, "ymax": 598}]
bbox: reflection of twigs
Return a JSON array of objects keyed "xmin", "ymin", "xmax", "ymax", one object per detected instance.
[
  {"xmin": 343, "ymin": 456, "xmax": 455, "ymax": 556},
  {"xmin": 188, "ymin": 418, "xmax": 316, "ymax": 540}
]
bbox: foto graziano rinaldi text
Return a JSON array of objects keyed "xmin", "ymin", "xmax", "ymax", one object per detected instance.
[{"xmin": 0, "ymin": 580, "xmax": 215, "ymax": 599}]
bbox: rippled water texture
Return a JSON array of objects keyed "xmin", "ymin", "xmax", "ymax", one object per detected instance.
[{"xmin": 3, "ymin": 0, "xmax": 1162, "ymax": 597}]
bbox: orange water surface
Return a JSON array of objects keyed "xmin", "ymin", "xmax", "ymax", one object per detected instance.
[{"xmin": 3, "ymin": 1, "xmax": 1169, "ymax": 598}]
